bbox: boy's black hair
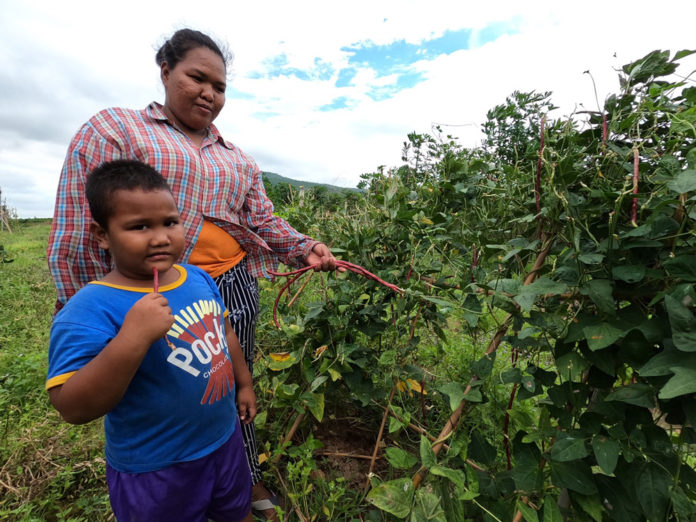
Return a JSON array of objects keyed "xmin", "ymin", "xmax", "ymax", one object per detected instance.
[{"xmin": 86, "ymin": 160, "xmax": 172, "ymax": 228}]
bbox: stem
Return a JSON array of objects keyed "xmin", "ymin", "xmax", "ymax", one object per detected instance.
[
  {"xmin": 536, "ymin": 116, "xmax": 546, "ymax": 240},
  {"xmin": 504, "ymin": 347, "xmax": 520, "ymax": 469},
  {"xmin": 631, "ymin": 147, "xmax": 639, "ymax": 226},
  {"xmin": 503, "ymin": 383, "xmax": 518, "ymax": 470}
]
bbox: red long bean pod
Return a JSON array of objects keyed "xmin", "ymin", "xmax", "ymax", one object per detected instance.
[{"xmin": 268, "ymin": 260, "xmax": 404, "ymax": 329}]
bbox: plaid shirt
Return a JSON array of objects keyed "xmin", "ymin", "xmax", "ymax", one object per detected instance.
[{"xmin": 48, "ymin": 102, "xmax": 317, "ymax": 307}]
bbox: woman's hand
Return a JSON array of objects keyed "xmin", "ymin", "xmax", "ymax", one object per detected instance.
[{"xmin": 303, "ymin": 243, "xmax": 345, "ymax": 272}]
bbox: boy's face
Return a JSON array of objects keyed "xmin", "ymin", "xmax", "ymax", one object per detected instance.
[{"xmin": 93, "ymin": 188, "xmax": 185, "ymax": 281}]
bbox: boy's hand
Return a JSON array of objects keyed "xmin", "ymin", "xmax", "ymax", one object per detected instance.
[
  {"xmin": 122, "ymin": 293, "xmax": 174, "ymax": 346},
  {"xmin": 236, "ymin": 385, "xmax": 257, "ymax": 424}
]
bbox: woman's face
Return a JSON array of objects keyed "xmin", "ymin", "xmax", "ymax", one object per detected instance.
[{"xmin": 161, "ymin": 46, "xmax": 226, "ymax": 139}]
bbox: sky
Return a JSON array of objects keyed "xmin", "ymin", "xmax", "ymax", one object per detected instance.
[{"xmin": 1, "ymin": 0, "xmax": 695, "ymax": 217}]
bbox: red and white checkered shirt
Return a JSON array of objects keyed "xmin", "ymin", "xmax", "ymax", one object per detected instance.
[{"xmin": 48, "ymin": 102, "xmax": 317, "ymax": 307}]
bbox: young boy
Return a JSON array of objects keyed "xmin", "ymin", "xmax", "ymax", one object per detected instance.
[{"xmin": 46, "ymin": 160, "xmax": 256, "ymax": 522}]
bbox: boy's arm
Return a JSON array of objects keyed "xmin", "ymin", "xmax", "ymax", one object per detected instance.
[
  {"xmin": 224, "ymin": 316, "xmax": 257, "ymax": 424},
  {"xmin": 49, "ymin": 293, "xmax": 174, "ymax": 424}
]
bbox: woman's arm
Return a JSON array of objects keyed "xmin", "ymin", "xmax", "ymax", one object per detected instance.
[
  {"xmin": 239, "ymin": 163, "xmax": 339, "ymax": 269},
  {"xmin": 47, "ymin": 120, "xmax": 121, "ymax": 309}
]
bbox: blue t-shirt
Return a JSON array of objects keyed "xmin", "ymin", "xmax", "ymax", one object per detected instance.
[{"xmin": 46, "ymin": 264, "xmax": 238, "ymax": 473}]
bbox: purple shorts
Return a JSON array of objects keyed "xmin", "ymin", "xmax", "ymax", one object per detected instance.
[{"xmin": 106, "ymin": 422, "xmax": 251, "ymax": 522}]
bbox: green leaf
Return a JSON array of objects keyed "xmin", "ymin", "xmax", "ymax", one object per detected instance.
[
  {"xmin": 514, "ymin": 277, "xmax": 567, "ymax": 312},
  {"xmin": 658, "ymin": 366, "xmax": 696, "ymax": 399},
  {"xmin": 275, "ymin": 383, "xmax": 299, "ymax": 399},
  {"xmin": 667, "ymin": 169, "xmax": 696, "ymax": 193},
  {"xmin": 591, "ymin": 435, "xmax": 620, "ymax": 474},
  {"xmin": 578, "ymin": 253, "xmax": 604, "ymax": 265},
  {"xmin": 430, "ymin": 465, "xmax": 467, "ymax": 489},
  {"xmin": 310, "ymin": 375, "xmax": 328, "ymax": 392},
  {"xmin": 501, "ymin": 367, "xmax": 522, "ymax": 383},
  {"xmin": 462, "ymin": 388, "xmax": 483, "ymax": 402},
  {"xmin": 669, "ymin": 486, "xmax": 696, "ymax": 519},
  {"xmin": 550, "ymin": 461, "xmax": 598, "ymax": 495},
  {"xmin": 663, "ymin": 256, "xmax": 696, "ymax": 281},
  {"xmin": 367, "ymin": 478, "xmax": 414, "ymax": 518},
  {"xmin": 385, "ymin": 447, "xmax": 418, "ymax": 469},
  {"xmin": 665, "ymin": 294, "xmax": 696, "ymax": 351},
  {"xmin": 639, "ymin": 348, "xmax": 696, "ymax": 376},
  {"xmin": 420, "ymin": 435, "xmax": 437, "ymax": 469},
  {"xmin": 304, "ymin": 392, "xmax": 325, "ymax": 422},
  {"xmin": 521, "ymin": 375, "xmax": 536, "ymax": 393},
  {"xmin": 438, "ymin": 382, "xmax": 466, "ymax": 412},
  {"xmin": 556, "ymin": 352, "xmax": 589, "ymax": 381},
  {"xmin": 517, "ymin": 501, "xmax": 539, "ymax": 522},
  {"xmin": 611, "ymin": 265, "xmax": 646, "ymax": 283},
  {"xmin": 583, "ymin": 322, "xmax": 625, "ymax": 351},
  {"xmin": 471, "ymin": 352, "xmax": 496, "ymax": 378},
  {"xmin": 410, "ymin": 489, "xmax": 446, "ymax": 522},
  {"xmin": 512, "ymin": 463, "xmax": 543, "ymax": 492},
  {"xmin": 580, "ymin": 279, "xmax": 615, "ymax": 316},
  {"xmin": 268, "ymin": 351, "xmax": 300, "ymax": 371},
  {"xmin": 468, "ymin": 431, "xmax": 497, "ymax": 466},
  {"xmin": 572, "ymin": 493, "xmax": 604, "ymax": 522},
  {"xmin": 636, "ymin": 464, "xmax": 670, "ymax": 521},
  {"xmin": 550, "ymin": 436, "xmax": 589, "ymax": 462},
  {"xmin": 389, "ymin": 416, "xmax": 404, "ymax": 434},
  {"xmin": 542, "ymin": 496, "xmax": 563, "ymax": 522},
  {"xmin": 606, "ymin": 383, "xmax": 655, "ymax": 408},
  {"xmin": 422, "ymin": 296, "xmax": 455, "ymax": 309}
]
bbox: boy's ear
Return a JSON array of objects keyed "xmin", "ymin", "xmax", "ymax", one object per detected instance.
[{"xmin": 90, "ymin": 221, "xmax": 110, "ymax": 250}]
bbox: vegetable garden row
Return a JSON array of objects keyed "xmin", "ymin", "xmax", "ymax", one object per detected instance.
[{"xmin": 256, "ymin": 49, "xmax": 696, "ymax": 521}]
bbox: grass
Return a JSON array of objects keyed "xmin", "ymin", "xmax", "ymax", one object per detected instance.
[{"xmin": 0, "ymin": 220, "xmax": 110, "ymax": 521}]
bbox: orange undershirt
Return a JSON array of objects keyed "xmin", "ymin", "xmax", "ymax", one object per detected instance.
[{"xmin": 188, "ymin": 219, "xmax": 246, "ymax": 278}]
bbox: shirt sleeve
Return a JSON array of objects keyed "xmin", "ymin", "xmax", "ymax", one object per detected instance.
[
  {"xmin": 238, "ymin": 161, "xmax": 318, "ymax": 265},
  {"xmin": 46, "ymin": 317, "xmax": 114, "ymax": 390},
  {"xmin": 47, "ymin": 119, "xmax": 123, "ymax": 309}
]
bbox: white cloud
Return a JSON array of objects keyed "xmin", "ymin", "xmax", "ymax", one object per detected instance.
[{"xmin": 1, "ymin": 0, "xmax": 695, "ymax": 217}]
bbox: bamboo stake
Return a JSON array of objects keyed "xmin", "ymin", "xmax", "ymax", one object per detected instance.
[
  {"xmin": 412, "ymin": 238, "xmax": 553, "ymax": 488},
  {"xmin": 373, "ymin": 401, "xmax": 486, "ymax": 472},
  {"xmin": 287, "ymin": 270, "xmax": 314, "ymax": 308},
  {"xmin": 272, "ymin": 411, "xmax": 306, "ymax": 465},
  {"xmin": 273, "ymin": 467, "xmax": 307, "ymax": 522},
  {"xmin": 364, "ymin": 384, "xmax": 397, "ymax": 492},
  {"xmin": 315, "ymin": 451, "xmax": 379, "ymax": 460}
]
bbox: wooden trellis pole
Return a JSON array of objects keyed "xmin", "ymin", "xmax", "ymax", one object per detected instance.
[{"xmin": 0, "ymin": 187, "xmax": 13, "ymax": 233}]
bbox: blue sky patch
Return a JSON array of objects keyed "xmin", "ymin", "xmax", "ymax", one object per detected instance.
[
  {"xmin": 319, "ymin": 96, "xmax": 351, "ymax": 111},
  {"xmin": 246, "ymin": 20, "xmax": 519, "ymax": 109},
  {"xmin": 249, "ymin": 53, "xmax": 334, "ymax": 81},
  {"xmin": 226, "ymin": 87, "xmax": 255, "ymax": 100},
  {"xmin": 252, "ymin": 111, "xmax": 280, "ymax": 120},
  {"xmin": 341, "ymin": 28, "xmax": 473, "ymax": 76},
  {"xmin": 336, "ymin": 67, "xmax": 358, "ymax": 87}
]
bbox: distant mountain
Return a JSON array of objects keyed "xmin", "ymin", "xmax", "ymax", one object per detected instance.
[{"xmin": 262, "ymin": 171, "xmax": 358, "ymax": 193}]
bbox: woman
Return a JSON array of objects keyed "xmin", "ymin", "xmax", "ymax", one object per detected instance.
[{"xmin": 48, "ymin": 28, "xmax": 337, "ymax": 520}]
